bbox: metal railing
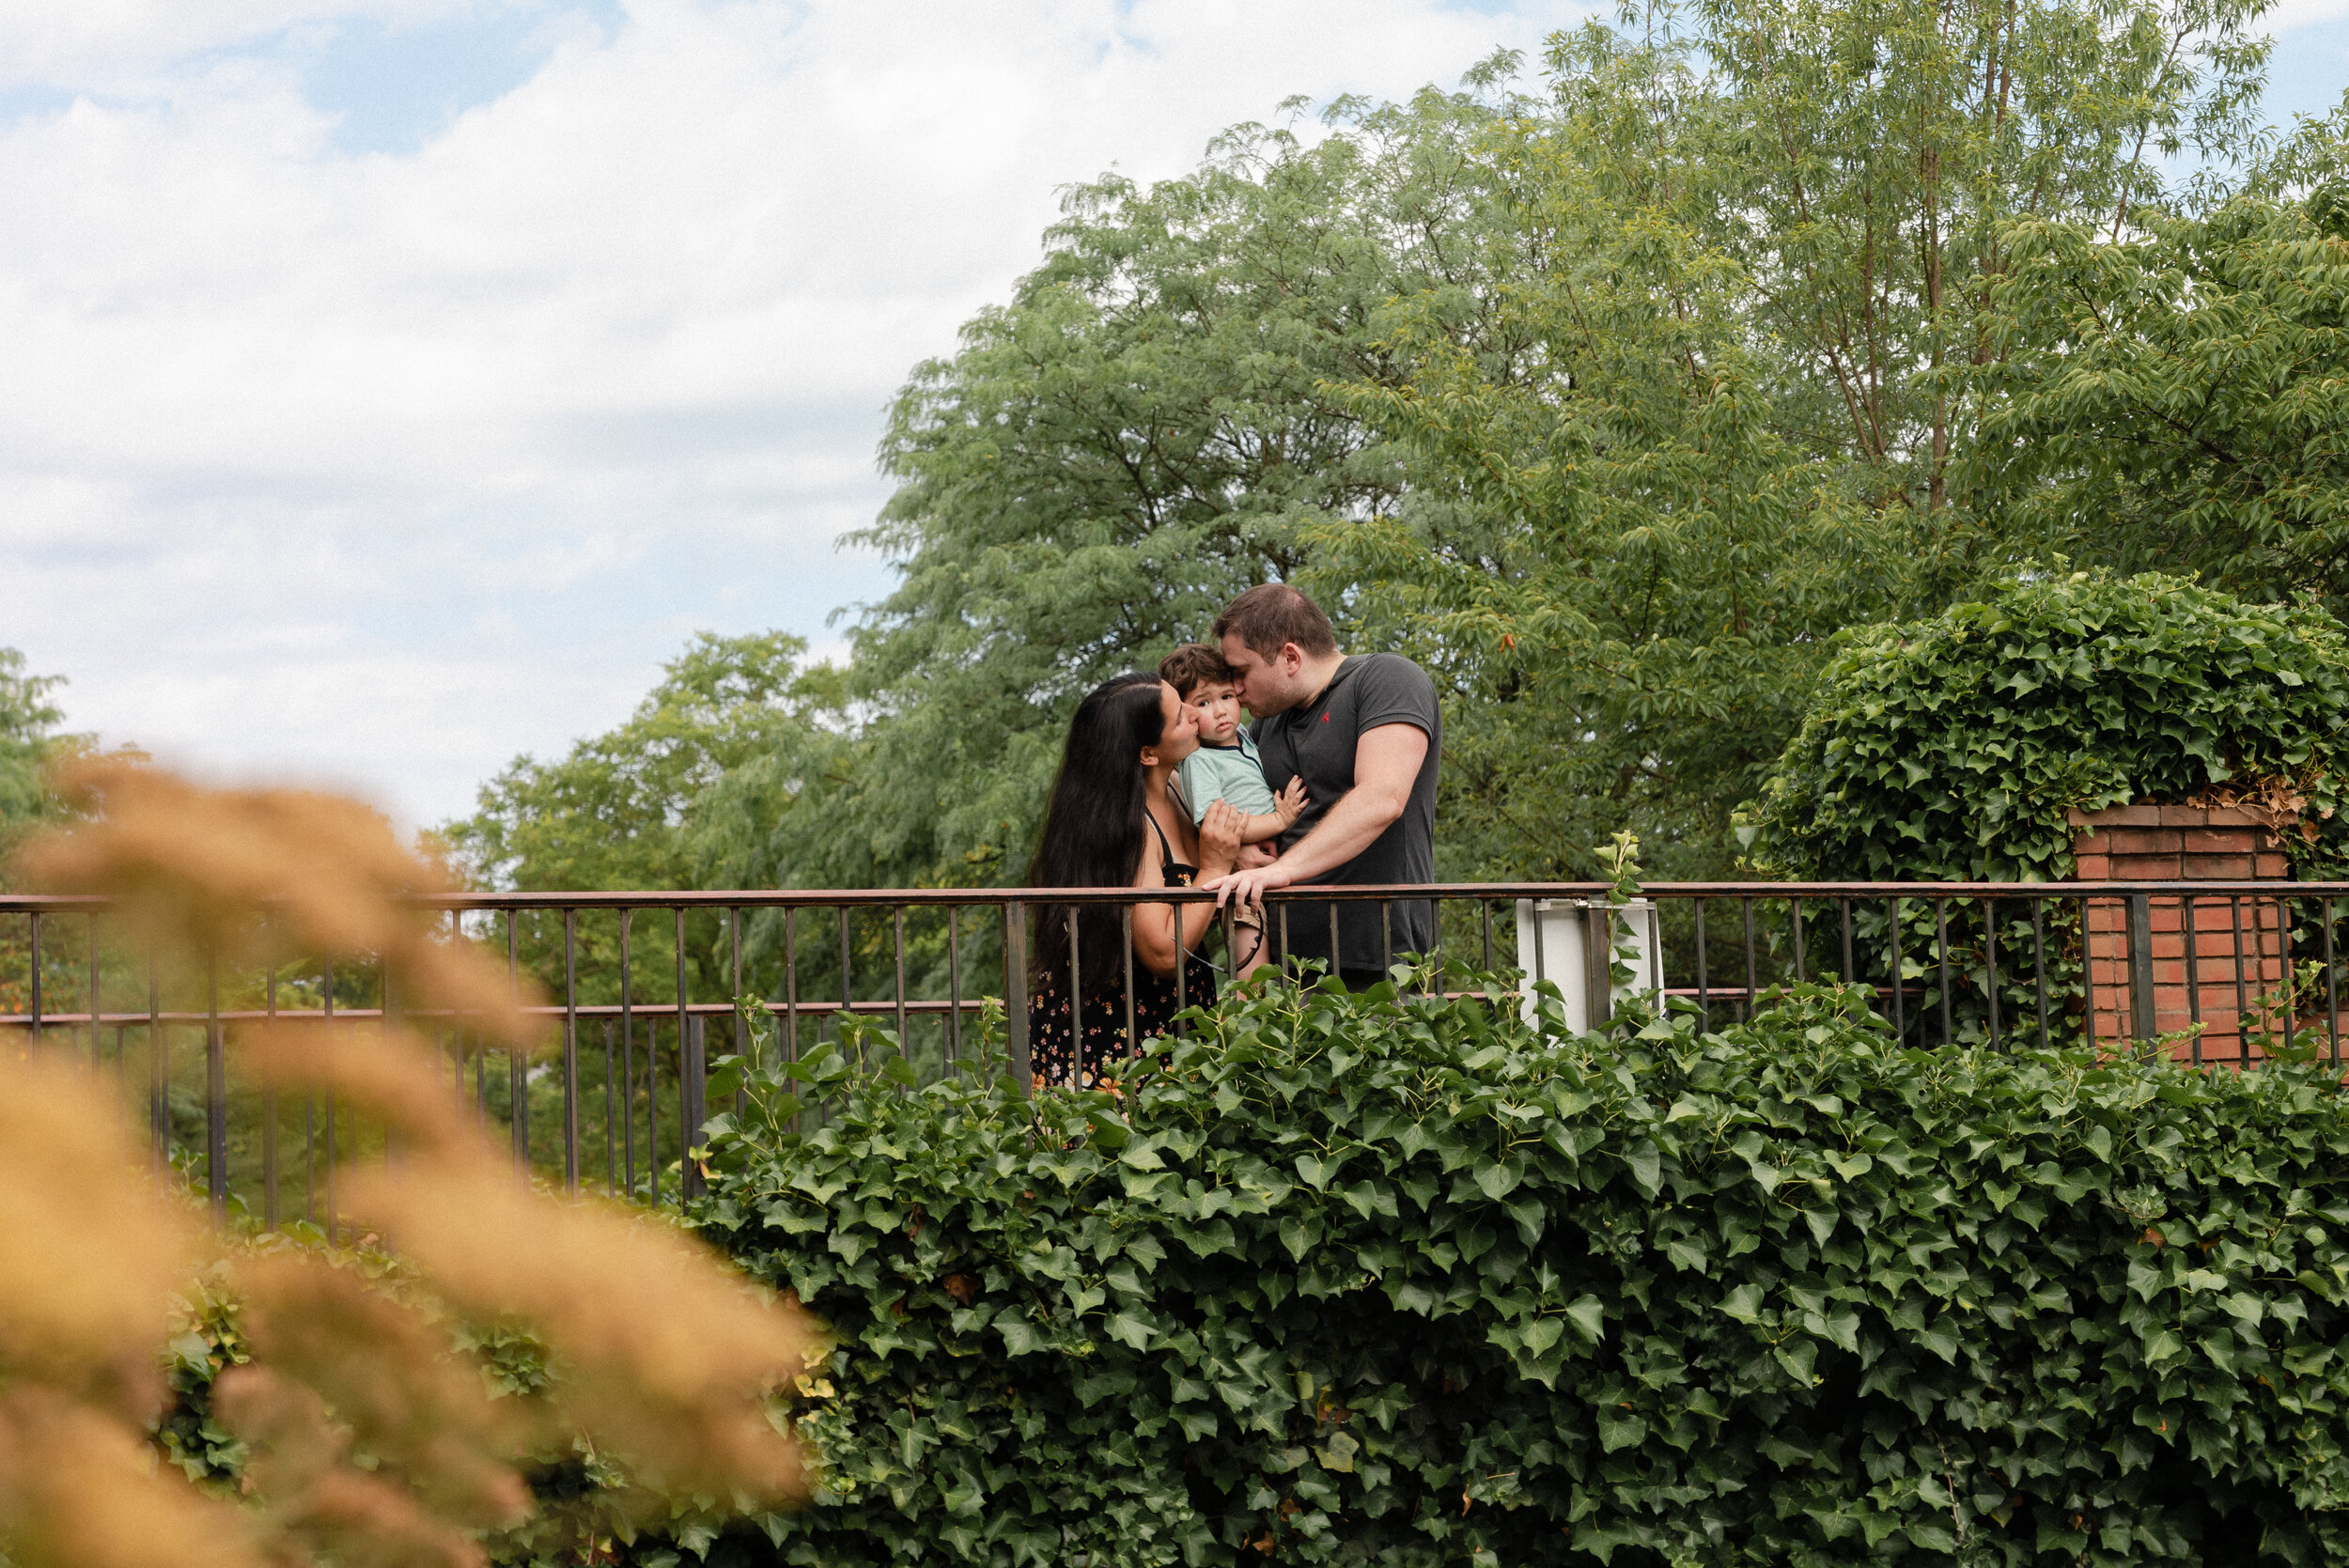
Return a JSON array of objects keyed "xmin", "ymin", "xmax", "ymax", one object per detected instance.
[{"xmin": 4, "ymin": 879, "xmax": 2341, "ymax": 1229}]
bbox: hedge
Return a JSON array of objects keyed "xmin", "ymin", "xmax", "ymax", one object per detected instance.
[
  {"xmin": 1737, "ymin": 566, "xmax": 2349, "ymax": 882},
  {"xmin": 689, "ymin": 969, "xmax": 2349, "ymax": 1567}
]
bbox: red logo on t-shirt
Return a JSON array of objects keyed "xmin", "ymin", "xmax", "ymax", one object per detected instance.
[{"xmin": 1320, "ymin": 712, "xmax": 1329, "ymax": 722}]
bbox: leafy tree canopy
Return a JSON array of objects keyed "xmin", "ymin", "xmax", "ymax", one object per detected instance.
[
  {"xmin": 444, "ymin": 631, "xmax": 848, "ymax": 1003},
  {"xmin": 455, "ymin": 0, "xmax": 2342, "ymax": 896},
  {"xmin": 811, "ymin": 0, "xmax": 2295, "ymax": 888},
  {"xmin": 1971, "ymin": 110, "xmax": 2349, "ymax": 615},
  {"xmin": 0, "ymin": 647, "xmax": 86, "ymax": 877}
]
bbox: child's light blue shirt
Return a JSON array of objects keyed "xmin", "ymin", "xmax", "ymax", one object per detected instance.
[{"xmin": 1174, "ymin": 734, "xmax": 1278, "ymax": 822}]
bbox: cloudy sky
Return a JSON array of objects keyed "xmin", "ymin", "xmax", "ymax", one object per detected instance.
[{"xmin": 3, "ymin": 0, "xmax": 2344, "ymax": 831}]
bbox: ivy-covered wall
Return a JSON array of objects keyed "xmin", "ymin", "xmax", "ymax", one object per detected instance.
[
  {"xmin": 1737, "ymin": 567, "xmax": 2349, "ymax": 882},
  {"xmin": 690, "ymin": 975, "xmax": 2349, "ymax": 1567}
]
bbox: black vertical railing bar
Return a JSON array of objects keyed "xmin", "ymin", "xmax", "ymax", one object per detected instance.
[
  {"xmin": 2185, "ymin": 894, "xmax": 2203, "ymax": 1065},
  {"xmin": 1329, "ymin": 905, "xmax": 1342, "ymax": 988},
  {"xmin": 602, "ymin": 1021, "xmax": 616, "ymax": 1191},
  {"xmin": 1692, "ymin": 900, "xmax": 1708, "ymax": 1030},
  {"xmin": 264, "ymin": 943, "xmax": 279, "ymax": 1230},
  {"xmin": 783, "ymin": 907, "xmax": 801, "ymax": 1134},
  {"xmin": 892, "ymin": 907, "xmax": 909, "ymax": 1055},
  {"xmin": 1120, "ymin": 906, "xmax": 1136, "ymax": 1058},
  {"xmin": 27, "ymin": 910, "xmax": 40, "ymax": 1042},
  {"xmin": 1380, "ymin": 900, "xmax": 1392, "ymax": 978},
  {"xmin": 2272, "ymin": 892, "xmax": 2290, "ymax": 1058},
  {"xmin": 676, "ymin": 907, "xmax": 699, "ymax": 1206},
  {"xmin": 1791, "ymin": 899, "xmax": 1806, "ymax": 984},
  {"xmin": 1225, "ymin": 906, "xmax": 1242, "ymax": 997},
  {"xmin": 1174, "ymin": 900, "xmax": 1187, "ymax": 1018},
  {"xmin": 86, "ymin": 914, "xmax": 101, "ymax": 1064},
  {"xmin": 729, "ymin": 906, "xmax": 745, "ymax": 1067},
  {"xmin": 836, "ymin": 908, "xmax": 853, "ymax": 1045},
  {"xmin": 2229, "ymin": 896, "xmax": 2252, "ymax": 1054},
  {"xmin": 1070, "ymin": 909, "xmax": 1083, "ymax": 1060},
  {"xmin": 2277, "ymin": 893, "xmax": 2294, "ymax": 1055},
  {"xmin": 562, "ymin": 908, "xmax": 580, "ymax": 1197},
  {"xmin": 1982, "ymin": 899, "xmax": 2000, "ymax": 1050},
  {"xmin": 1888, "ymin": 898, "xmax": 1906, "ymax": 1042},
  {"xmin": 945, "ymin": 906, "xmax": 961, "ymax": 1068},
  {"xmin": 301, "ymin": 955, "xmax": 317, "ymax": 1222},
  {"xmin": 2077, "ymin": 896, "xmax": 2095, "ymax": 1051},
  {"xmin": 2325, "ymin": 900, "xmax": 2341, "ymax": 1065},
  {"xmin": 205, "ymin": 955, "xmax": 226, "ymax": 1217},
  {"xmin": 1003, "ymin": 901, "xmax": 1031, "ymax": 1093},
  {"xmin": 647, "ymin": 1010, "xmax": 662, "ymax": 1197},
  {"xmin": 1278, "ymin": 903, "xmax": 1292, "ymax": 982},
  {"xmin": 1480, "ymin": 900, "xmax": 1493, "ymax": 974},
  {"xmin": 322, "ymin": 957, "xmax": 336, "ymax": 1243},
  {"xmin": 1529, "ymin": 897, "xmax": 1547, "ymax": 996},
  {"xmin": 506, "ymin": 910, "xmax": 526, "ymax": 1177},
  {"xmin": 2030, "ymin": 901, "xmax": 2049, "ymax": 1050},
  {"xmin": 1933, "ymin": 901, "xmax": 1952, "ymax": 1047},
  {"xmin": 1740, "ymin": 899, "xmax": 1757, "ymax": 1024},
  {"xmin": 783, "ymin": 906, "xmax": 800, "ymax": 1074},
  {"xmin": 2124, "ymin": 893, "xmax": 2157, "ymax": 1044},
  {"xmin": 619, "ymin": 910, "xmax": 636, "ymax": 1197},
  {"xmin": 304, "ymin": 1085, "xmax": 317, "ymax": 1226},
  {"xmin": 1838, "ymin": 899, "xmax": 1854, "ymax": 986}
]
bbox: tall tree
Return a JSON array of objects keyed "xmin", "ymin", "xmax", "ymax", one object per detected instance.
[
  {"xmin": 1315, "ymin": 0, "xmax": 2280, "ymax": 876},
  {"xmin": 822, "ymin": 84, "xmax": 1529, "ymax": 889},
  {"xmin": 0, "ymin": 649, "xmax": 85, "ymax": 875},
  {"xmin": 1968, "ymin": 111, "xmax": 2349, "ymax": 611},
  {"xmin": 445, "ymin": 631, "xmax": 844, "ymax": 1002}
]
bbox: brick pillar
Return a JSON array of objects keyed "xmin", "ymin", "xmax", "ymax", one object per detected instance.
[{"xmin": 2070, "ymin": 803, "xmax": 2290, "ymax": 1063}]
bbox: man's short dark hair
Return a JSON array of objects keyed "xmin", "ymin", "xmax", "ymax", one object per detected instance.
[
  {"xmin": 1157, "ymin": 643, "xmax": 1232, "ymax": 697},
  {"xmin": 1212, "ymin": 584, "xmax": 1338, "ymax": 662}
]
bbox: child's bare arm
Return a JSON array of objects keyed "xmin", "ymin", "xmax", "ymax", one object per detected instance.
[{"xmin": 1235, "ymin": 777, "xmax": 1308, "ymax": 845}]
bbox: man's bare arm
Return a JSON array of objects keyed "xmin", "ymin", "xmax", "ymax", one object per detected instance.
[{"xmin": 1202, "ymin": 723, "xmax": 1428, "ymax": 908}]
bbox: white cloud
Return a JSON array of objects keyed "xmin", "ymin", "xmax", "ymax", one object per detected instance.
[{"xmin": 0, "ymin": 0, "xmax": 1585, "ymax": 829}]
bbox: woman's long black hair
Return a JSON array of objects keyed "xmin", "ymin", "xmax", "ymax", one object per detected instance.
[{"xmin": 1031, "ymin": 672, "xmax": 1167, "ymax": 992}]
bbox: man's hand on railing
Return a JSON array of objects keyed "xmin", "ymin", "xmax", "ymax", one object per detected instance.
[{"xmin": 1201, "ymin": 858, "xmax": 1296, "ymax": 914}]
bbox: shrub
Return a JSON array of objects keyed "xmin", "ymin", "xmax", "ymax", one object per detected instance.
[
  {"xmin": 1736, "ymin": 567, "xmax": 2349, "ymax": 882},
  {"xmin": 696, "ymin": 972, "xmax": 2349, "ymax": 1567}
]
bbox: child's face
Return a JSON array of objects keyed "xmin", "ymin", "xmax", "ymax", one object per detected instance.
[{"xmin": 1185, "ymin": 680, "xmax": 1245, "ymax": 742}]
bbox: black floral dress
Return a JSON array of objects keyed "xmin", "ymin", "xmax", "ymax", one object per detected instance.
[{"xmin": 1031, "ymin": 815, "xmax": 1218, "ymax": 1091}]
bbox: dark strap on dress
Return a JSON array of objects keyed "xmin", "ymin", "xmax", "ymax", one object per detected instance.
[{"xmin": 1143, "ymin": 810, "xmax": 1196, "ymax": 886}]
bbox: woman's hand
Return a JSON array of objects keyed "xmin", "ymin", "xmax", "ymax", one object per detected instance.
[{"xmin": 1198, "ymin": 798, "xmax": 1243, "ymax": 875}]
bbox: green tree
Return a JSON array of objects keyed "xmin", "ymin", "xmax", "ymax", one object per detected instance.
[
  {"xmin": 1969, "ymin": 112, "xmax": 2349, "ymax": 612},
  {"xmin": 829, "ymin": 84, "xmax": 1526, "ymax": 889},
  {"xmin": 445, "ymin": 631, "xmax": 845, "ymax": 1004},
  {"xmin": 1674, "ymin": 0, "xmax": 2271, "ymax": 525},
  {"xmin": 1307, "ymin": 0, "xmax": 2272, "ymax": 877},
  {"xmin": 0, "ymin": 648, "xmax": 68, "ymax": 844},
  {"xmin": 1312, "ymin": 96, "xmax": 1917, "ymax": 880},
  {"xmin": 819, "ymin": 0, "xmax": 2282, "ymax": 890}
]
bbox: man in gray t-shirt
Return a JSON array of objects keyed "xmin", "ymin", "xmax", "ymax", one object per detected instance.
[{"xmin": 1202, "ymin": 584, "xmax": 1440, "ymax": 989}]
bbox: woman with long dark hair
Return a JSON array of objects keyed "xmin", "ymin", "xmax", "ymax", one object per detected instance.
[{"xmin": 1029, "ymin": 671, "xmax": 1241, "ymax": 1089}]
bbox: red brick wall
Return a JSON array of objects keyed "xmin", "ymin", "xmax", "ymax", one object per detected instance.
[{"xmin": 2070, "ymin": 803, "xmax": 2289, "ymax": 1062}]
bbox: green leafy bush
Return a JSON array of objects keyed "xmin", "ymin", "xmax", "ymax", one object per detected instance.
[
  {"xmin": 696, "ymin": 973, "xmax": 2349, "ymax": 1566},
  {"xmin": 1737, "ymin": 567, "xmax": 2349, "ymax": 881}
]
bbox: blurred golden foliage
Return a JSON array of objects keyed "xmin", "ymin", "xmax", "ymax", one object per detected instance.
[
  {"xmin": 22, "ymin": 758, "xmax": 539, "ymax": 1050},
  {"xmin": 0, "ymin": 764, "xmax": 812, "ymax": 1565}
]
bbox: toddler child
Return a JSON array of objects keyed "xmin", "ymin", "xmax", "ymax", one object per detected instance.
[{"xmin": 1157, "ymin": 644, "xmax": 1306, "ymax": 861}]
